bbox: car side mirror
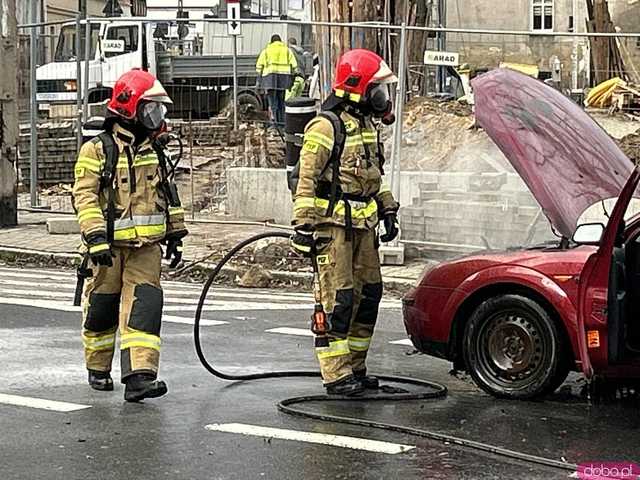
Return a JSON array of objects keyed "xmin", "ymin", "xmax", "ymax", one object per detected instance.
[{"xmin": 573, "ymin": 223, "xmax": 605, "ymax": 245}]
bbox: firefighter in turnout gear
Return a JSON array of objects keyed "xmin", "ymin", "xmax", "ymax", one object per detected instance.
[
  {"xmin": 290, "ymin": 50, "xmax": 400, "ymax": 396},
  {"xmin": 73, "ymin": 69, "xmax": 187, "ymax": 402}
]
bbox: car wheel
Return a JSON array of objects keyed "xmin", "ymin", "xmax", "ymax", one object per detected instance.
[{"xmin": 463, "ymin": 294, "xmax": 567, "ymax": 399}]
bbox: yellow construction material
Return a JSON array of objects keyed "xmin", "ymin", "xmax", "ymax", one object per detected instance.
[
  {"xmin": 585, "ymin": 77, "xmax": 626, "ymax": 108},
  {"xmin": 499, "ymin": 62, "xmax": 540, "ymax": 78}
]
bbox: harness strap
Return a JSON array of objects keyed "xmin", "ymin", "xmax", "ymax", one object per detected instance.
[{"xmin": 97, "ymin": 132, "xmax": 119, "ymax": 244}]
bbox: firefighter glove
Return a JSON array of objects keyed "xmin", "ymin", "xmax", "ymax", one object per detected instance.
[
  {"xmin": 290, "ymin": 226, "xmax": 315, "ymax": 256},
  {"xmin": 380, "ymin": 212, "xmax": 399, "ymax": 243},
  {"xmin": 165, "ymin": 236, "xmax": 184, "ymax": 268},
  {"xmin": 86, "ymin": 232, "xmax": 114, "ymax": 267}
]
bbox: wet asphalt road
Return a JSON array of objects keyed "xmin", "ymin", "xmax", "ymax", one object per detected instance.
[{"xmin": 0, "ymin": 266, "xmax": 639, "ymax": 480}]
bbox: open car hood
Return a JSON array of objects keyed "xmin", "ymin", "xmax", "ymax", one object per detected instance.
[{"xmin": 472, "ymin": 68, "xmax": 634, "ymax": 238}]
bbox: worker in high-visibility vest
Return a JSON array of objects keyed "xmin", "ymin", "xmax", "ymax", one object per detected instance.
[
  {"xmin": 285, "ymin": 37, "xmax": 306, "ymax": 101},
  {"xmin": 256, "ymin": 34, "xmax": 298, "ymax": 128}
]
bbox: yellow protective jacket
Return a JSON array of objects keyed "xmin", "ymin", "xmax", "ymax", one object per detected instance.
[
  {"xmin": 293, "ymin": 110, "xmax": 399, "ymax": 231},
  {"xmin": 73, "ymin": 124, "xmax": 187, "ymax": 247},
  {"xmin": 256, "ymin": 41, "xmax": 298, "ymax": 91}
]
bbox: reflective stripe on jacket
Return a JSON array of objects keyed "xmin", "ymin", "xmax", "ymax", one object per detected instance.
[
  {"xmin": 256, "ymin": 41, "xmax": 298, "ymax": 91},
  {"xmin": 72, "ymin": 123, "xmax": 187, "ymax": 247}
]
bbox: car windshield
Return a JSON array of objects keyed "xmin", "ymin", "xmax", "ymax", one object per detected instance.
[{"xmin": 54, "ymin": 24, "xmax": 101, "ymax": 62}]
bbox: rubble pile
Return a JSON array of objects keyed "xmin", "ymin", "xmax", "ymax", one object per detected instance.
[
  {"xmin": 619, "ymin": 132, "xmax": 640, "ymax": 164},
  {"xmin": 393, "ymin": 97, "xmax": 478, "ymax": 171}
]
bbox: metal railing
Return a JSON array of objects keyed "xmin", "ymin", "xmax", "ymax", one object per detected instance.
[{"xmin": 15, "ymin": 15, "xmax": 640, "ymax": 257}]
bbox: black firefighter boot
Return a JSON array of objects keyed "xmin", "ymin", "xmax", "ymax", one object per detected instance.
[
  {"xmin": 325, "ymin": 375, "xmax": 365, "ymax": 396},
  {"xmin": 124, "ymin": 373, "xmax": 168, "ymax": 402},
  {"xmin": 88, "ymin": 370, "xmax": 114, "ymax": 391},
  {"xmin": 353, "ymin": 370, "xmax": 379, "ymax": 390}
]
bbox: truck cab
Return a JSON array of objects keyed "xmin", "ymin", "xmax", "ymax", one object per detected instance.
[{"xmin": 36, "ymin": 19, "xmax": 155, "ymax": 110}]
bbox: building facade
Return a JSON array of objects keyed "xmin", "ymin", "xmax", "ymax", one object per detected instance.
[{"xmin": 445, "ymin": 0, "xmax": 640, "ymax": 87}]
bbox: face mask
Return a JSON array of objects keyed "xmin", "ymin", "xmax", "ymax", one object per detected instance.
[
  {"xmin": 138, "ymin": 101, "xmax": 168, "ymax": 131},
  {"xmin": 367, "ymin": 84, "xmax": 395, "ymax": 125}
]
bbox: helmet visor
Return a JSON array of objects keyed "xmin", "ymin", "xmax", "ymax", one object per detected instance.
[
  {"xmin": 368, "ymin": 84, "xmax": 391, "ymax": 113},
  {"xmin": 138, "ymin": 101, "xmax": 168, "ymax": 130}
]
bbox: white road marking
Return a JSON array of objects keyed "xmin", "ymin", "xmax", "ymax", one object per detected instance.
[
  {"xmin": 389, "ymin": 339, "xmax": 413, "ymax": 346},
  {"xmin": 0, "ymin": 297, "xmax": 310, "ymax": 313},
  {"xmin": 163, "ymin": 303, "xmax": 310, "ymax": 312},
  {"xmin": 0, "ymin": 266, "xmax": 73, "ymax": 278},
  {"xmin": 163, "ymin": 315, "xmax": 227, "ymax": 326},
  {"xmin": 0, "ymin": 393, "xmax": 91, "ymax": 412},
  {"xmin": 0, "ymin": 297, "xmax": 80, "ymax": 312},
  {"xmin": 0, "ymin": 279, "xmax": 313, "ymax": 303},
  {"xmin": 0, "ymin": 287, "xmax": 71, "ymax": 298},
  {"xmin": 265, "ymin": 327, "xmax": 314, "ymax": 337},
  {"xmin": 204, "ymin": 423, "xmax": 415, "ymax": 455},
  {"xmin": 0, "ymin": 270, "xmax": 74, "ymax": 282}
]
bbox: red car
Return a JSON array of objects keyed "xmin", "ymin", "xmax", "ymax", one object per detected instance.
[{"xmin": 403, "ymin": 68, "xmax": 640, "ymax": 399}]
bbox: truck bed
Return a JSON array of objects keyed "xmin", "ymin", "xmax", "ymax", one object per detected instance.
[{"xmin": 157, "ymin": 53, "xmax": 259, "ymax": 83}]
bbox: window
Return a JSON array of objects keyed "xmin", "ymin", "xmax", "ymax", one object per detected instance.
[
  {"xmin": 636, "ymin": 37, "xmax": 640, "ymax": 49},
  {"xmin": 532, "ymin": 0, "xmax": 553, "ymax": 31},
  {"xmin": 54, "ymin": 23, "xmax": 101, "ymax": 62},
  {"xmin": 105, "ymin": 25, "xmax": 139, "ymax": 58}
]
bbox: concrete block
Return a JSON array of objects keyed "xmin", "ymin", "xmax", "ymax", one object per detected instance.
[
  {"xmin": 47, "ymin": 217, "xmax": 80, "ymax": 234},
  {"xmin": 227, "ymin": 167, "xmax": 292, "ymax": 224},
  {"xmin": 379, "ymin": 244, "xmax": 405, "ymax": 266}
]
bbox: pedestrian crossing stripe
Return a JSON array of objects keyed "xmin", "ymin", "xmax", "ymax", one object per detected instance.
[
  {"xmin": 0, "ymin": 393, "xmax": 91, "ymax": 412},
  {"xmin": 0, "ymin": 267, "xmax": 402, "ymax": 310}
]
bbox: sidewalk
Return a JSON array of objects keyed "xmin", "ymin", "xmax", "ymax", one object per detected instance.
[{"xmin": 0, "ymin": 212, "xmax": 428, "ymax": 289}]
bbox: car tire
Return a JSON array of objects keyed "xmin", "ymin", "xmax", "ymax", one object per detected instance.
[{"xmin": 463, "ymin": 294, "xmax": 568, "ymax": 399}]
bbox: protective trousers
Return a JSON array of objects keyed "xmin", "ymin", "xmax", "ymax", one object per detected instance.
[
  {"xmin": 81, "ymin": 244, "xmax": 163, "ymax": 381},
  {"xmin": 314, "ymin": 225, "xmax": 383, "ymax": 385}
]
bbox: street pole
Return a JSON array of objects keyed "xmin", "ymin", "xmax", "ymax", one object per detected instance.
[
  {"xmin": 232, "ymin": 34, "xmax": 239, "ymax": 130},
  {"xmin": 83, "ymin": 18, "xmax": 91, "ymax": 122},
  {"xmin": 389, "ymin": 21, "xmax": 407, "ymax": 243},
  {"xmin": 29, "ymin": 0, "xmax": 38, "ymax": 207},
  {"xmin": 0, "ymin": 0, "xmax": 18, "ymax": 227},
  {"xmin": 75, "ymin": 14, "xmax": 83, "ymax": 151}
]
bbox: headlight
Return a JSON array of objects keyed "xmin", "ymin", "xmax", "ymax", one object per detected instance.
[{"xmin": 64, "ymin": 80, "xmax": 77, "ymax": 91}]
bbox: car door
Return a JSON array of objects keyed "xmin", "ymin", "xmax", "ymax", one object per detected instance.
[
  {"xmin": 577, "ymin": 166, "xmax": 640, "ymax": 378},
  {"xmin": 101, "ymin": 23, "xmax": 142, "ymax": 89}
]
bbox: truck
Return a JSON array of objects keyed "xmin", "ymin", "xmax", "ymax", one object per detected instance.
[{"xmin": 36, "ymin": 17, "xmax": 305, "ymax": 119}]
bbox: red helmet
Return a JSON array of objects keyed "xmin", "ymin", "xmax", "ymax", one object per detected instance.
[
  {"xmin": 332, "ymin": 49, "xmax": 398, "ymax": 103},
  {"xmin": 107, "ymin": 69, "xmax": 172, "ymax": 120}
]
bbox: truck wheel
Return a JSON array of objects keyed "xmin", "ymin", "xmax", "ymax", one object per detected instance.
[
  {"xmin": 463, "ymin": 294, "xmax": 568, "ymax": 399},
  {"xmin": 237, "ymin": 92, "xmax": 262, "ymax": 119}
]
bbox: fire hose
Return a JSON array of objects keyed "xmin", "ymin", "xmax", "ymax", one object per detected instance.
[{"xmin": 193, "ymin": 231, "xmax": 578, "ymax": 473}]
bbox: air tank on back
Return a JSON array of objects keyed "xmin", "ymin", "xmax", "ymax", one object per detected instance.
[{"xmin": 284, "ymin": 97, "xmax": 319, "ymax": 192}]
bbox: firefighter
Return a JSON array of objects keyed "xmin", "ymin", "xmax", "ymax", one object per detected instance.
[
  {"xmin": 73, "ymin": 69, "xmax": 187, "ymax": 402},
  {"xmin": 256, "ymin": 34, "xmax": 298, "ymax": 127},
  {"xmin": 290, "ymin": 49, "xmax": 400, "ymax": 396}
]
